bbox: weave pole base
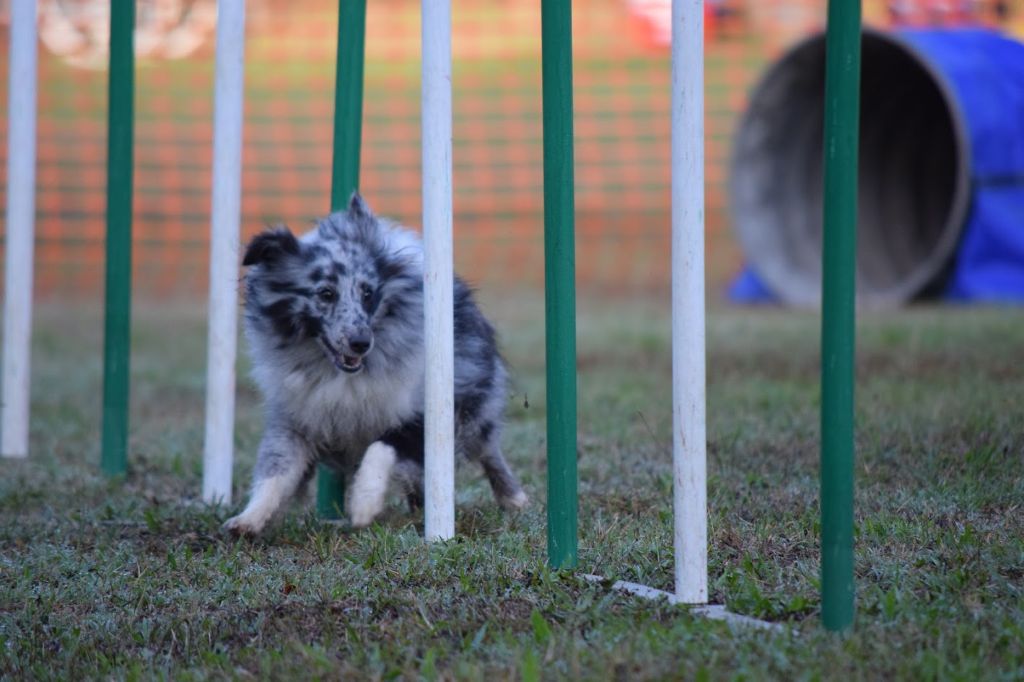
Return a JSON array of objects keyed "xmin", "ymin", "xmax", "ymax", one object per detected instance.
[{"xmin": 581, "ymin": 574, "xmax": 787, "ymax": 632}]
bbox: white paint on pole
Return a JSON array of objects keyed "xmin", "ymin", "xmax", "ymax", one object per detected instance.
[
  {"xmin": 671, "ymin": 0, "xmax": 708, "ymax": 603},
  {"xmin": 202, "ymin": 0, "xmax": 246, "ymax": 504},
  {"xmin": 1, "ymin": 0, "xmax": 39, "ymax": 458},
  {"xmin": 422, "ymin": 0, "xmax": 455, "ymax": 541}
]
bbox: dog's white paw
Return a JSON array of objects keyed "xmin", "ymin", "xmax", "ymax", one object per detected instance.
[
  {"xmin": 346, "ymin": 494, "xmax": 385, "ymax": 528},
  {"xmin": 346, "ymin": 442, "xmax": 397, "ymax": 529},
  {"xmin": 499, "ymin": 489, "xmax": 529, "ymax": 511},
  {"xmin": 223, "ymin": 513, "xmax": 264, "ymax": 537}
]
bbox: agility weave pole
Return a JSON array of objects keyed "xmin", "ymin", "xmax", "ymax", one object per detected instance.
[
  {"xmin": 101, "ymin": 0, "xmax": 136, "ymax": 477},
  {"xmin": 820, "ymin": 0, "xmax": 861, "ymax": 632},
  {"xmin": 317, "ymin": 0, "xmax": 368, "ymax": 519},
  {"xmin": 422, "ymin": 0, "xmax": 456, "ymax": 542},
  {"xmin": 202, "ymin": 0, "xmax": 247, "ymax": 505},
  {"xmin": 542, "ymin": 0, "xmax": 579, "ymax": 571},
  {"xmin": 588, "ymin": 0, "xmax": 716, "ymax": 611},
  {"xmin": 1, "ymin": 0, "xmax": 38, "ymax": 459},
  {"xmin": 671, "ymin": 0, "xmax": 708, "ymax": 605}
]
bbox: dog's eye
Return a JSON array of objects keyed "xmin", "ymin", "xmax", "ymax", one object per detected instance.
[
  {"xmin": 360, "ymin": 283, "xmax": 374, "ymax": 301},
  {"xmin": 316, "ymin": 287, "xmax": 337, "ymax": 303}
]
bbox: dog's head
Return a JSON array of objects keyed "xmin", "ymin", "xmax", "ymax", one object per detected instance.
[{"xmin": 242, "ymin": 192, "xmax": 422, "ymax": 374}]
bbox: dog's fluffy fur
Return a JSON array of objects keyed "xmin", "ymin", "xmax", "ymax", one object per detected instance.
[{"xmin": 224, "ymin": 194, "xmax": 527, "ymax": 535}]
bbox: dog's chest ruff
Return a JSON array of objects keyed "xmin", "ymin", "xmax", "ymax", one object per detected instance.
[{"xmin": 278, "ymin": 359, "xmax": 423, "ymax": 447}]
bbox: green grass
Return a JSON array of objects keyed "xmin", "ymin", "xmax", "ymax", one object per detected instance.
[{"xmin": 2, "ymin": 294, "xmax": 1023, "ymax": 679}]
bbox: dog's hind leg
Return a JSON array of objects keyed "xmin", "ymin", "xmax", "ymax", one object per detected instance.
[
  {"xmin": 474, "ymin": 429, "xmax": 528, "ymax": 510},
  {"xmin": 392, "ymin": 458, "xmax": 424, "ymax": 512},
  {"xmin": 481, "ymin": 447, "xmax": 528, "ymax": 510},
  {"xmin": 224, "ymin": 427, "xmax": 316, "ymax": 536}
]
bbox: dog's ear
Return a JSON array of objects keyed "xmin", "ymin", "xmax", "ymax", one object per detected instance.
[
  {"xmin": 347, "ymin": 191, "xmax": 374, "ymax": 222},
  {"xmin": 242, "ymin": 227, "xmax": 300, "ymax": 267}
]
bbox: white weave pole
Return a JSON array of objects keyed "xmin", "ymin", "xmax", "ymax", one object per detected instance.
[
  {"xmin": 671, "ymin": 0, "xmax": 708, "ymax": 603},
  {"xmin": 1, "ymin": 0, "xmax": 39, "ymax": 459},
  {"xmin": 202, "ymin": 0, "xmax": 247, "ymax": 504},
  {"xmin": 422, "ymin": 0, "xmax": 455, "ymax": 541}
]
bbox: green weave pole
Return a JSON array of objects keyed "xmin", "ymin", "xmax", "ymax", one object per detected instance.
[
  {"xmin": 820, "ymin": 0, "xmax": 861, "ymax": 631},
  {"xmin": 317, "ymin": 0, "xmax": 367, "ymax": 519},
  {"xmin": 541, "ymin": 0, "xmax": 578, "ymax": 569},
  {"xmin": 316, "ymin": 466, "xmax": 346, "ymax": 519},
  {"xmin": 101, "ymin": 0, "xmax": 135, "ymax": 477}
]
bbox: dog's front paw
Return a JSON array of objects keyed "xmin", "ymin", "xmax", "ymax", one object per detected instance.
[
  {"xmin": 498, "ymin": 489, "xmax": 530, "ymax": 511},
  {"xmin": 346, "ymin": 442, "xmax": 396, "ymax": 529},
  {"xmin": 346, "ymin": 493, "xmax": 385, "ymax": 529},
  {"xmin": 223, "ymin": 513, "xmax": 264, "ymax": 537}
]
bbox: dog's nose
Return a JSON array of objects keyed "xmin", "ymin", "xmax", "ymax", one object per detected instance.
[{"xmin": 348, "ymin": 334, "xmax": 372, "ymax": 355}]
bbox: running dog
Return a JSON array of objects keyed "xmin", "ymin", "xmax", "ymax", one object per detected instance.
[{"xmin": 224, "ymin": 193, "xmax": 527, "ymax": 535}]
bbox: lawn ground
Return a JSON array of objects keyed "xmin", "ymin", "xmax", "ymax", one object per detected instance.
[{"xmin": 1, "ymin": 294, "xmax": 1022, "ymax": 679}]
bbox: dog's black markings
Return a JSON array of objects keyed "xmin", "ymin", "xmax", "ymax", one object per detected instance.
[{"xmin": 378, "ymin": 418, "xmax": 425, "ymax": 510}]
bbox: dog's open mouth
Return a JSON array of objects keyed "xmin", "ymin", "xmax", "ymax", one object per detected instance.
[
  {"xmin": 336, "ymin": 355, "xmax": 363, "ymax": 373},
  {"xmin": 320, "ymin": 336, "xmax": 365, "ymax": 374}
]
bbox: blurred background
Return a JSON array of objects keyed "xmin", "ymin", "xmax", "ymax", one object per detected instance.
[{"xmin": 0, "ymin": 0, "xmax": 1021, "ymax": 300}]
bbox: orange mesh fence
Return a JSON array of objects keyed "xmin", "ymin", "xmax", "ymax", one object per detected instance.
[{"xmin": 0, "ymin": 0, "xmax": 1021, "ymax": 298}]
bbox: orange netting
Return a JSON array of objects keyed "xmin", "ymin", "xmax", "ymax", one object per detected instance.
[{"xmin": 0, "ymin": 0, "xmax": 1020, "ymax": 298}]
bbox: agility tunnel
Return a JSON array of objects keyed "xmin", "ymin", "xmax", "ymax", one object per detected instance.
[{"xmin": 730, "ymin": 28, "xmax": 1024, "ymax": 307}]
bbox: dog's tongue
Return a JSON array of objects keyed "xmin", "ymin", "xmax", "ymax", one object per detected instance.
[{"xmin": 342, "ymin": 355, "xmax": 360, "ymax": 369}]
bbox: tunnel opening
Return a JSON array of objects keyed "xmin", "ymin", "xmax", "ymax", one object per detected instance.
[{"xmin": 730, "ymin": 30, "xmax": 969, "ymax": 306}]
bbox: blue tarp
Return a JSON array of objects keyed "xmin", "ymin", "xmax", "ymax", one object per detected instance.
[{"xmin": 731, "ymin": 29, "xmax": 1024, "ymax": 304}]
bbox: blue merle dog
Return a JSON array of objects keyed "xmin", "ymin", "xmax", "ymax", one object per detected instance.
[{"xmin": 223, "ymin": 194, "xmax": 527, "ymax": 535}]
